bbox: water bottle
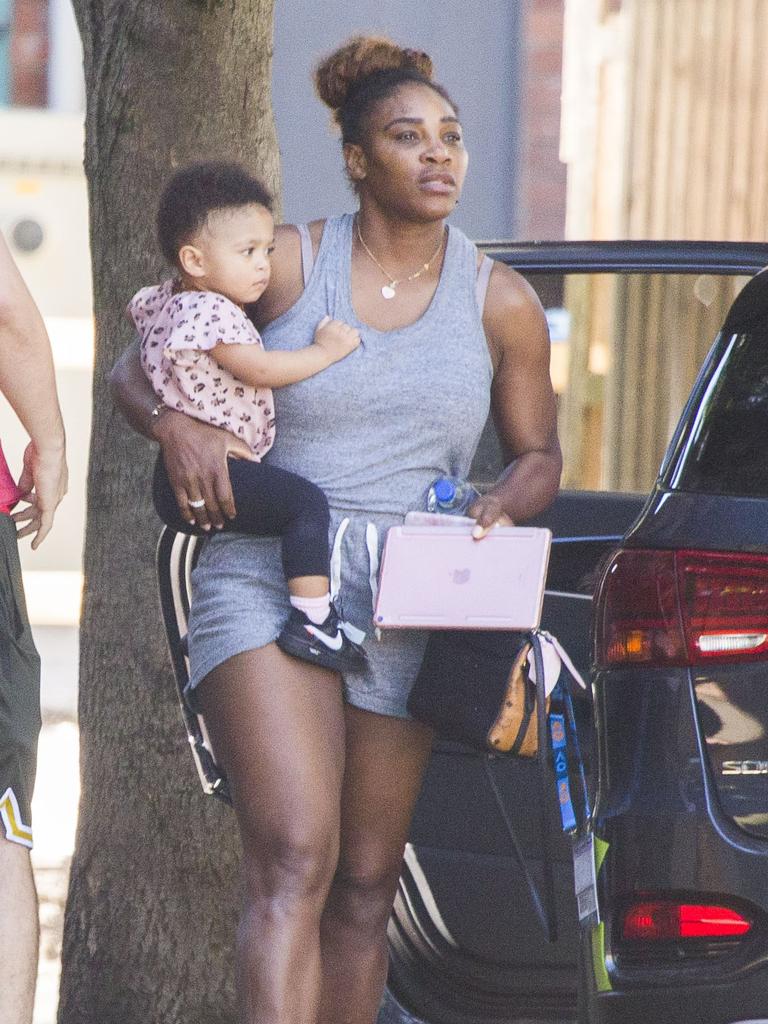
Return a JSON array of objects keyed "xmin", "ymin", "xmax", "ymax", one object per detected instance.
[{"xmin": 426, "ymin": 476, "xmax": 480, "ymax": 516}]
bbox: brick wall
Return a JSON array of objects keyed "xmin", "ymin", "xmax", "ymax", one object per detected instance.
[
  {"xmin": 10, "ymin": 0, "xmax": 48, "ymax": 106},
  {"xmin": 518, "ymin": 0, "xmax": 567, "ymax": 240}
]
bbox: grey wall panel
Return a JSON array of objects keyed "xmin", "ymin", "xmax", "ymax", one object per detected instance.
[{"xmin": 272, "ymin": 0, "xmax": 521, "ymax": 241}]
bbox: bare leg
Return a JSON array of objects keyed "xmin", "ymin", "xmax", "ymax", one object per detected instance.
[
  {"xmin": 318, "ymin": 706, "xmax": 434, "ymax": 1024},
  {"xmin": 0, "ymin": 841, "xmax": 38, "ymax": 1024},
  {"xmin": 197, "ymin": 644, "xmax": 346, "ymax": 1024},
  {"xmin": 286, "ymin": 575, "xmax": 330, "ymax": 599}
]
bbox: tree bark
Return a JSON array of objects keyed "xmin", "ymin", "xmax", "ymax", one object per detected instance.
[{"xmin": 59, "ymin": 5, "xmax": 279, "ymax": 1022}]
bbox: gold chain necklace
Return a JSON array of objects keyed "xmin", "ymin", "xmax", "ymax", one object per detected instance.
[{"xmin": 355, "ymin": 217, "xmax": 446, "ymax": 300}]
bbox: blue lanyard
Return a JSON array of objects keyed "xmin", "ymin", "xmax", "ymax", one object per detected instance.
[
  {"xmin": 549, "ymin": 712, "xmax": 576, "ymax": 832},
  {"xmin": 549, "ymin": 681, "xmax": 591, "ymax": 835}
]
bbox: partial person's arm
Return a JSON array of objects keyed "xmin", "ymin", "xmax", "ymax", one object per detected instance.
[
  {"xmin": 0, "ymin": 235, "xmax": 67, "ymax": 547},
  {"xmin": 212, "ymin": 316, "xmax": 360, "ymax": 388},
  {"xmin": 110, "ymin": 340, "xmax": 253, "ymax": 530},
  {"xmin": 470, "ymin": 262, "xmax": 562, "ymax": 537}
]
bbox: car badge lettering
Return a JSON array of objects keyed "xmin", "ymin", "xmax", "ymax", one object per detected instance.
[{"xmin": 721, "ymin": 759, "xmax": 768, "ymax": 775}]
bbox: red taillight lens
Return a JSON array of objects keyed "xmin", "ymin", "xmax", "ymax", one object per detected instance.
[
  {"xmin": 680, "ymin": 553, "xmax": 768, "ymax": 660},
  {"xmin": 595, "ymin": 549, "xmax": 768, "ymax": 666},
  {"xmin": 622, "ymin": 900, "xmax": 752, "ymax": 941}
]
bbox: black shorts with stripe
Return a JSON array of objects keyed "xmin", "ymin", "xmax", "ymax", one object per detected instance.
[{"xmin": 0, "ymin": 513, "xmax": 40, "ymax": 848}]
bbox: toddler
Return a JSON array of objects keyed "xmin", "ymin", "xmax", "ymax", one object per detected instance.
[{"xmin": 129, "ymin": 161, "xmax": 365, "ymax": 673}]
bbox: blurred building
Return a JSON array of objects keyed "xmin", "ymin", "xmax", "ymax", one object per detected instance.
[{"xmin": 272, "ymin": 1, "xmax": 567, "ymax": 241}]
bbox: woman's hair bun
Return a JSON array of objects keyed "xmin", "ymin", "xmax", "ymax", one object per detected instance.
[{"xmin": 315, "ymin": 35, "xmax": 433, "ymax": 112}]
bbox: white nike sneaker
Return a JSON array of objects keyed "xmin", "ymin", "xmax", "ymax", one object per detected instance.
[{"xmin": 276, "ymin": 605, "xmax": 367, "ymax": 672}]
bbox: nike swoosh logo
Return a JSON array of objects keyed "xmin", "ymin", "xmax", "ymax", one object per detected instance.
[
  {"xmin": 304, "ymin": 625, "xmax": 344, "ymax": 651},
  {"xmin": 340, "ymin": 620, "xmax": 366, "ymax": 644}
]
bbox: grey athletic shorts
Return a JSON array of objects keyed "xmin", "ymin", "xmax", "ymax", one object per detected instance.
[
  {"xmin": 0, "ymin": 514, "xmax": 41, "ymax": 848},
  {"xmin": 187, "ymin": 509, "xmax": 428, "ymax": 718}
]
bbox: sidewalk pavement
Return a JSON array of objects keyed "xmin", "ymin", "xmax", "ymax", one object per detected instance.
[{"xmin": 32, "ymin": 625, "xmax": 79, "ymax": 1024}]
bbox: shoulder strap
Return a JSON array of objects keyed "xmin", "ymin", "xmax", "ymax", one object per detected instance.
[
  {"xmin": 475, "ymin": 254, "xmax": 494, "ymax": 312},
  {"xmin": 296, "ymin": 223, "xmax": 315, "ymax": 287}
]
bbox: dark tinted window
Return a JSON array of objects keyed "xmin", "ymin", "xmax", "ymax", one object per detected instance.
[{"xmin": 673, "ymin": 328, "xmax": 768, "ymax": 496}]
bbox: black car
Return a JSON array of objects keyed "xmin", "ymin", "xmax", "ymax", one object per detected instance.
[
  {"xmin": 585, "ymin": 255, "xmax": 768, "ymax": 1024},
  {"xmin": 157, "ymin": 241, "xmax": 768, "ymax": 1024}
]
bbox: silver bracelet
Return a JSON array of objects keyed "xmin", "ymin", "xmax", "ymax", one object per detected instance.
[{"xmin": 148, "ymin": 401, "xmax": 169, "ymax": 435}]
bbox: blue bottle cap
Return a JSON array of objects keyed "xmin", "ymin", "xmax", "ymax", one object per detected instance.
[{"xmin": 434, "ymin": 478, "xmax": 456, "ymax": 504}]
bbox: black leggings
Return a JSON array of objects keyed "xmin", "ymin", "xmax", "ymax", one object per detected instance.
[{"xmin": 152, "ymin": 454, "xmax": 330, "ymax": 580}]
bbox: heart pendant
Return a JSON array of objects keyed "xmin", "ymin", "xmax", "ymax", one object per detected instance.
[{"xmin": 381, "ymin": 284, "xmax": 396, "ymax": 300}]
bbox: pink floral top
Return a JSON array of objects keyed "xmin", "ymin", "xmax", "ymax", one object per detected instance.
[{"xmin": 129, "ymin": 280, "xmax": 276, "ymax": 459}]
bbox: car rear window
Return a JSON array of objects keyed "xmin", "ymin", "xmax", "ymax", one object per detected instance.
[{"xmin": 673, "ymin": 327, "xmax": 768, "ymax": 496}]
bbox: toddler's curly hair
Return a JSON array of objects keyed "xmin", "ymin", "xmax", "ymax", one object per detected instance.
[{"xmin": 156, "ymin": 161, "xmax": 273, "ymax": 267}]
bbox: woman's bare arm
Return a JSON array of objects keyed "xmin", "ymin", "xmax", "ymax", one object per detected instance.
[
  {"xmin": 470, "ymin": 263, "xmax": 562, "ymax": 536},
  {"xmin": 248, "ymin": 222, "xmax": 311, "ymax": 328},
  {"xmin": 109, "ymin": 338, "xmax": 161, "ymax": 440}
]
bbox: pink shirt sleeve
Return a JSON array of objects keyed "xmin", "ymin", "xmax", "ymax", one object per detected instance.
[{"xmin": 162, "ymin": 291, "xmax": 260, "ymax": 356}]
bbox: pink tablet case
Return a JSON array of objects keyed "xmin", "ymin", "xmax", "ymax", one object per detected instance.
[{"xmin": 374, "ymin": 523, "xmax": 552, "ymax": 630}]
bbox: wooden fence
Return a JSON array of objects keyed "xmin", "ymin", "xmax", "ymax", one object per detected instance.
[{"xmin": 559, "ymin": 0, "xmax": 768, "ymax": 490}]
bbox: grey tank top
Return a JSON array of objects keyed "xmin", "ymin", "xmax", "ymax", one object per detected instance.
[{"xmin": 260, "ymin": 213, "xmax": 493, "ymax": 518}]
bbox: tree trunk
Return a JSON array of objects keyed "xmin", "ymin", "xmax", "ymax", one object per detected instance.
[{"xmin": 59, "ymin": 5, "xmax": 279, "ymax": 1022}]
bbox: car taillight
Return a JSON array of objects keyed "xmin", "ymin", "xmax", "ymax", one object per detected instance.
[
  {"xmin": 594, "ymin": 549, "xmax": 768, "ymax": 666},
  {"xmin": 622, "ymin": 900, "xmax": 752, "ymax": 941}
]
